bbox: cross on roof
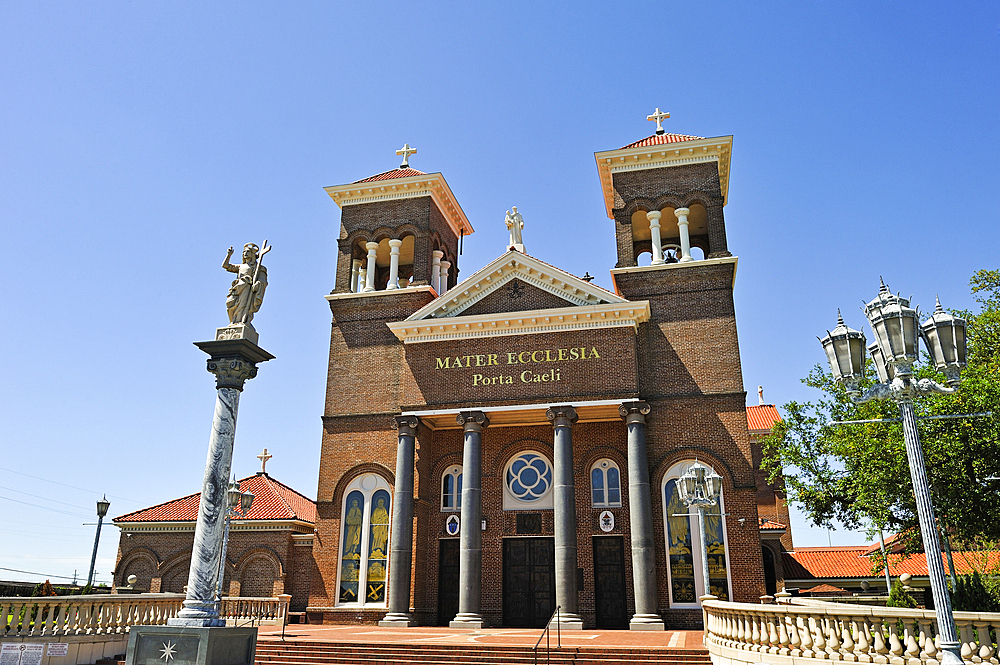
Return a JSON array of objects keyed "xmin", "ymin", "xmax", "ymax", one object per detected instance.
[
  {"xmin": 395, "ymin": 143, "xmax": 417, "ymax": 168},
  {"xmin": 646, "ymin": 107, "xmax": 670, "ymax": 135},
  {"xmin": 257, "ymin": 448, "xmax": 272, "ymax": 474}
]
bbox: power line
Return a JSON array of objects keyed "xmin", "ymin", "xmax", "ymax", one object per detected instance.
[
  {"xmin": 0, "ymin": 494, "xmax": 92, "ymax": 519},
  {"xmin": 0, "ymin": 466, "xmax": 142, "ymax": 504},
  {"xmin": 0, "ymin": 566, "xmax": 110, "ymax": 585},
  {"xmin": 0, "ymin": 484, "xmax": 99, "ymax": 511}
]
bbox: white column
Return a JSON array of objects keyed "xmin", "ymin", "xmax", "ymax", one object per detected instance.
[
  {"xmin": 431, "ymin": 250, "xmax": 443, "ymax": 293},
  {"xmin": 350, "ymin": 259, "xmax": 362, "ymax": 293},
  {"xmin": 646, "ymin": 210, "xmax": 664, "ymax": 265},
  {"xmin": 357, "ymin": 267, "xmax": 366, "ymax": 292},
  {"xmin": 439, "ymin": 260, "xmax": 451, "ymax": 295},
  {"xmin": 386, "ymin": 239, "xmax": 402, "ymax": 290},
  {"xmin": 363, "ymin": 241, "xmax": 378, "ymax": 292},
  {"xmin": 674, "ymin": 208, "xmax": 693, "ymax": 263}
]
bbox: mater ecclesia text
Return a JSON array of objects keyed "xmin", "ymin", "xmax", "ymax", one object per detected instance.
[{"xmin": 433, "ymin": 346, "xmax": 601, "ymax": 387}]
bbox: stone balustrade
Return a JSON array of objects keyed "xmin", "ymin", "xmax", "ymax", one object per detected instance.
[
  {"xmin": 0, "ymin": 593, "xmax": 290, "ymax": 638},
  {"xmin": 703, "ymin": 598, "xmax": 1000, "ymax": 665}
]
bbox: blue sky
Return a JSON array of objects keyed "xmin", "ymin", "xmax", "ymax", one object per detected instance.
[{"xmin": 1, "ymin": 2, "xmax": 997, "ymax": 585}]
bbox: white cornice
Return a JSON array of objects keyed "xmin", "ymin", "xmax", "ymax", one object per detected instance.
[
  {"xmin": 325, "ymin": 285, "xmax": 436, "ymax": 302},
  {"xmin": 594, "ymin": 135, "xmax": 734, "ymax": 218},
  {"xmin": 386, "ymin": 301, "xmax": 650, "ymax": 344},
  {"xmin": 115, "ymin": 519, "xmax": 314, "ymax": 534},
  {"xmin": 324, "ymin": 172, "xmax": 474, "ymax": 238},
  {"xmin": 405, "ymin": 251, "xmax": 627, "ymax": 321}
]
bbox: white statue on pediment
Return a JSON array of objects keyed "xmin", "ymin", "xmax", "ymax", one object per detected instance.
[{"xmin": 505, "ymin": 206, "xmax": 524, "ymax": 251}]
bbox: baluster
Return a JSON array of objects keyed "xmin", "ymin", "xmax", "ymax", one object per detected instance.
[
  {"xmin": 768, "ymin": 614, "xmax": 781, "ymax": 653},
  {"xmin": 855, "ymin": 617, "xmax": 871, "ymax": 662},
  {"xmin": 958, "ymin": 619, "xmax": 975, "ymax": 661},
  {"xmin": 777, "ymin": 612, "xmax": 791, "ymax": 655},
  {"xmin": 789, "ymin": 613, "xmax": 803, "ymax": 656},
  {"xmin": 872, "ymin": 616, "xmax": 890, "ymax": 664},
  {"xmin": 904, "ymin": 623, "xmax": 921, "ymax": 662},
  {"xmin": 751, "ymin": 611, "xmax": 762, "ymax": 648},
  {"xmin": 918, "ymin": 618, "xmax": 937, "ymax": 662},
  {"xmin": 801, "ymin": 614, "xmax": 816, "ymax": 657},
  {"xmin": 974, "ymin": 621, "xmax": 993, "ymax": 662},
  {"xmin": 842, "ymin": 616, "xmax": 857, "ymax": 661},
  {"xmin": 736, "ymin": 611, "xmax": 746, "ymax": 645},
  {"xmin": 815, "ymin": 615, "xmax": 829, "ymax": 657},
  {"xmin": 827, "ymin": 617, "xmax": 843, "ymax": 660},
  {"xmin": 889, "ymin": 618, "xmax": 905, "ymax": 661}
]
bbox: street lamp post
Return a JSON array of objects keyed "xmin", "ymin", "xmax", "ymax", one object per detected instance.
[
  {"xmin": 87, "ymin": 495, "xmax": 111, "ymax": 588},
  {"xmin": 216, "ymin": 477, "xmax": 255, "ymax": 604},
  {"xmin": 675, "ymin": 461, "xmax": 723, "ymax": 601},
  {"xmin": 820, "ymin": 281, "xmax": 967, "ymax": 665}
]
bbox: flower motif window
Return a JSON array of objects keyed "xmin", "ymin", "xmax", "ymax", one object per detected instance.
[{"xmin": 503, "ymin": 452, "xmax": 553, "ymax": 509}]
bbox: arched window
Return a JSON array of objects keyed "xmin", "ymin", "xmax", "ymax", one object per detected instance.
[
  {"xmin": 661, "ymin": 461, "xmax": 731, "ymax": 605},
  {"xmin": 441, "ymin": 465, "xmax": 462, "ymax": 512},
  {"xmin": 503, "ymin": 451, "xmax": 553, "ymax": 510},
  {"xmin": 336, "ymin": 473, "xmax": 392, "ymax": 607},
  {"xmin": 590, "ymin": 459, "xmax": 622, "ymax": 508}
]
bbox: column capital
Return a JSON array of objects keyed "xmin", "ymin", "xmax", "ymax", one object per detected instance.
[
  {"xmin": 546, "ymin": 405, "xmax": 578, "ymax": 426},
  {"xmin": 366, "ymin": 241, "xmax": 379, "ymax": 251},
  {"xmin": 393, "ymin": 415, "xmax": 420, "ymax": 436},
  {"xmin": 645, "ymin": 210, "xmax": 662, "ymax": 224},
  {"xmin": 674, "ymin": 207, "xmax": 690, "ymax": 221},
  {"xmin": 207, "ymin": 357, "xmax": 258, "ymax": 390},
  {"xmin": 619, "ymin": 401, "xmax": 651, "ymax": 423},
  {"xmin": 457, "ymin": 410, "xmax": 489, "ymax": 431},
  {"xmin": 388, "ymin": 238, "xmax": 403, "ymax": 249},
  {"xmin": 432, "ymin": 249, "xmax": 444, "ymax": 260}
]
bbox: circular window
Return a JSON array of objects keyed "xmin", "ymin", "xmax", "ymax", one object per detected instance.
[{"xmin": 506, "ymin": 453, "xmax": 552, "ymax": 502}]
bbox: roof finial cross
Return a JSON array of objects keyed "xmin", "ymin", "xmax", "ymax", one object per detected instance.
[
  {"xmin": 646, "ymin": 107, "xmax": 670, "ymax": 135},
  {"xmin": 257, "ymin": 448, "xmax": 272, "ymax": 474},
  {"xmin": 396, "ymin": 143, "xmax": 417, "ymax": 168}
]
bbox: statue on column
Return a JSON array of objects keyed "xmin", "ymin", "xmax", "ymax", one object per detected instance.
[
  {"xmin": 505, "ymin": 206, "xmax": 525, "ymax": 251},
  {"xmin": 222, "ymin": 241, "xmax": 270, "ymax": 327}
]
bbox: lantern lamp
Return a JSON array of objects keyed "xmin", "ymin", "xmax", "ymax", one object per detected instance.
[
  {"xmin": 820, "ymin": 310, "xmax": 867, "ymax": 391},
  {"xmin": 868, "ymin": 341, "xmax": 895, "ymax": 384},
  {"xmin": 864, "ymin": 281, "xmax": 919, "ymax": 372},
  {"xmin": 920, "ymin": 297, "xmax": 967, "ymax": 387},
  {"xmin": 226, "ymin": 478, "xmax": 242, "ymax": 511},
  {"xmin": 96, "ymin": 495, "xmax": 111, "ymax": 518},
  {"xmin": 240, "ymin": 489, "xmax": 255, "ymax": 516}
]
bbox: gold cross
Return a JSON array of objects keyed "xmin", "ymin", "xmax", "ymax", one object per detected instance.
[
  {"xmin": 257, "ymin": 448, "xmax": 272, "ymax": 474},
  {"xmin": 646, "ymin": 107, "xmax": 670, "ymax": 135},
  {"xmin": 395, "ymin": 143, "xmax": 417, "ymax": 168}
]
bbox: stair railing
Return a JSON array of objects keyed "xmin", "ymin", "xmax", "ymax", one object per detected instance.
[{"xmin": 533, "ymin": 605, "xmax": 561, "ymax": 665}]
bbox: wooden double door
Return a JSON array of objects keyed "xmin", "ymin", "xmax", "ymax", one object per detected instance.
[{"xmin": 593, "ymin": 536, "xmax": 628, "ymax": 629}]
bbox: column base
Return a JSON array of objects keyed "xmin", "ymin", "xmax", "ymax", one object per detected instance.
[
  {"xmin": 651, "ymin": 259, "xmax": 665, "ymax": 266},
  {"xmin": 378, "ymin": 613, "xmax": 416, "ymax": 627},
  {"xmin": 630, "ymin": 614, "xmax": 665, "ymax": 631},
  {"xmin": 551, "ymin": 613, "xmax": 584, "ymax": 630},
  {"xmin": 449, "ymin": 614, "xmax": 484, "ymax": 630},
  {"xmin": 678, "ymin": 256, "xmax": 695, "ymax": 263}
]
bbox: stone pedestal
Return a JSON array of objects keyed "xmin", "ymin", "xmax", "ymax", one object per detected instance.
[
  {"xmin": 215, "ymin": 323, "xmax": 258, "ymax": 345},
  {"xmin": 126, "ymin": 626, "xmax": 257, "ymax": 665},
  {"xmin": 169, "ymin": 338, "xmax": 273, "ymax": 628}
]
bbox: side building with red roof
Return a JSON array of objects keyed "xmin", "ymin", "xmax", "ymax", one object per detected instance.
[{"xmin": 111, "ymin": 470, "xmax": 317, "ymax": 613}]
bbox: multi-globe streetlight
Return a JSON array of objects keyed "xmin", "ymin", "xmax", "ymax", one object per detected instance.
[
  {"xmin": 675, "ymin": 461, "xmax": 724, "ymax": 601},
  {"xmin": 820, "ymin": 280, "xmax": 967, "ymax": 665},
  {"xmin": 216, "ymin": 477, "xmax": 255, "ymax": 603}
]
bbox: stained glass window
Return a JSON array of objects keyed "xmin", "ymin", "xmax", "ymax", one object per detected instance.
[
  {"xmin": 591, "ymin": 459, "xmax": 622, "ymax": 508},
  {"xmin": 441, "ymin": 465, "xmax": 462, "ymax": 512},
  {"xmin": 336, "ymin": 475, "xmax": 392, "ymax": 607},
  {"xmin": 506, "ymin": 453, "xmax": 551, "ymax": 501},
  {"xmin": 662, "ymin": 463, "xmax": 731, "ymax": 605}
]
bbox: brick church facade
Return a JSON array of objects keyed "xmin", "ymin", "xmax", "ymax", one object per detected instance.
[{"xmin": 307, "ymin": 123, "xmax": 779, "ymax": 630}]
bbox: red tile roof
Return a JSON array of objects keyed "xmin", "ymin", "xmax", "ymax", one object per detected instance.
[
  {"xmin": 803, "ymin": 583, "xmax": 851, "ymax": 596},
  {"xmin": 784, "ymin": 546, "xmax": 1000, "ymax": 579},
  {"xmin": 759, "ymin": 519, "xmax": 787, "ymax": 530},
  {"xmin": 620, "ymin": 133, "xmax": 706, "ymax": 149},
  {"xmin": 113, "ymin": 474, "xmax": 316, "ymax": 524},
  {"xmin": 747, "ymin": 404, "xmax": 781, "ymax": 432},
  {"xmin": 353, "ymin": 167, "xmax": 426, "ymax": 183}
]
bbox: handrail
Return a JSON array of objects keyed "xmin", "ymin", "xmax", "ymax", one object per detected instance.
[{"xmin": 533, "ymin": 605, "xmax": 561, "ymax": 665}]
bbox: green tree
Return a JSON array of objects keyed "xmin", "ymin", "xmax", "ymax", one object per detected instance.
[
  {"xmin": 761, "ymin": 270, "xmax": 1000, "ymax": 552},
  {"xmin": 886, "ymin": 580, "xmax": 917, "ymax": 609}
]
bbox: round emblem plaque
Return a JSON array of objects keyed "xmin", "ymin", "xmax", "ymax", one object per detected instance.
[
  {"xmin": 599, "ymin": 510, "xmax": 615, "ymax": 532},
  {"xmin": 445, "ymin": 514, "xmax": 460, "ymax": 536}
]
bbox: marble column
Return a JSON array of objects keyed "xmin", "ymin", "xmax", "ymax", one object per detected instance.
[
  {"xmin": 380, "ymin": 415, "xmax": 419, "ymax": 627},
  {"xmin": 431, "ymin": 250, "xmax": 443, "ymax": 293},
  {"xmin": 357, "ymin": 267, "xmax": 366, "ymax": 293},
  {"xmin": 170, "ymin": 341, "xmax": 272, "ymax": 627},
  {"xmin": 386, "ymin": 239, "xmax": 402, "ymax": 290},
  {"xmin": 547, "ymin": 406, "xmax": 583, "ymax": 629},
  {"xmin": 646, "ymin": 211, "xmax": 664, "ymax": 265},
  {"xmin": 439, "ymin": 260, "xmax": 452, "ymax": 295},
  {"xmin": 363, "ymin": 241, "xmax": 378, "ymax": 292},
  {"xmin": 620, "ymin": 401, "xmax": 664, "ymax": 630},
  {"xmin": 450, "ymin": 411, "xmax": 489, "ymax": 629},
  {"xmin": 350, "ymin": 259, "xmax": 362, "ymax": 293},
  {"xmin": 674, "ymin": 208, "xmax": 694, "ymax": 263}
]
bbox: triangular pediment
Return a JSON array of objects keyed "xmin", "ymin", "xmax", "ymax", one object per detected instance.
[{"xmin": 406, "ymin": 251, "xmax": 628, "ymax": 321}]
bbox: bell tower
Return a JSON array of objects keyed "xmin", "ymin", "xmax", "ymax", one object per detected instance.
[{"xmin": 324, "ymin": 144, "xmax": 473, "ymax": 295}]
